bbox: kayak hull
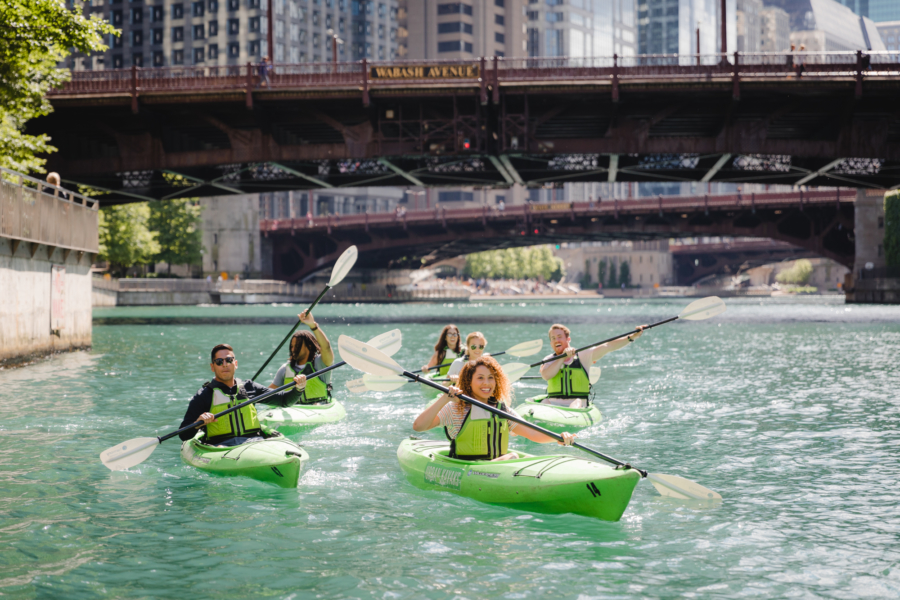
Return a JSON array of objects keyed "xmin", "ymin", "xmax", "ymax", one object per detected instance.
[
  {"xmin": 397, "ymin": 438, "xmax": 639, "ymax": 521},
  {"xmin": 514, "ymin": 395, "xmax": 602, "ymax": 431},
  {"xmin": 181, "ymin": 432, "xmax": 308, "ymax": 488},
  {"xmin": 258, "ymin": 400, "xmax": 347, "ymax": 434}
]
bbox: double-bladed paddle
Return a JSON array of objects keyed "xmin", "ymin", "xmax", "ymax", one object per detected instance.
[
  {"xmin": 337, "ymin": 335, "xmax": 721, "ymax": 501},
  {"xmin": 413, "ymin": 338, "xmax": 543, "ymax": 374},
  {"xmin": 251, "ymin": 245, "xmax": 358, "ymax": 381},
  {"xmin": 100, "ymin": 328, "xmax": 401, "ymax": 472},
  {"xmin": 530, "ymin": 296, "xmax": 726, "ymax": 369}
]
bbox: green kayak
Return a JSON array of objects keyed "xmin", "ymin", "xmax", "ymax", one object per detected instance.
[
  {"xmin": 181, "ymin": 431, "xmax": 309, "ymax": 488},
  {"xmin": 258, "ymin": 400, "xmax": 347, "ymax": 435},
  {"xmin": 514, "ymin": 395, "xmax": 602, "ymax": 430},
  {"xmin": 397, "ymin": 438, "xmax": 640, "ymax": 521}
]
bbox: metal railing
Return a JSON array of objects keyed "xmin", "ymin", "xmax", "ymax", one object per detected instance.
[
  {"xmin": 0, "ymin": 168, "xmax": 99, "ymax": 253},
  {"xmin": 49, "ymin": 51, "xmax": 900, "ymax": 97}
]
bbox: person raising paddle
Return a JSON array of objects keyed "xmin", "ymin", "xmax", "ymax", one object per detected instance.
[
  {"xmin": 422, "ymin": 324, "xmax": 462, "ymax": 377},
  {"xmin": 413, "ymin": 356, "xmax": 576, "ymax": 461},
  {"xmin": 447, "ymin": 331, "xmax": 488, "ymax": 383},
  {"xmin": 179, "ymin": 344, "xmax": 307, "ymax": 447},
  {"xmin": 539, "ymin": 323, "xmax": 646, "ymax": 408},
  {"xmin": 265, "ymin": 311, "xmax": 334, "ymax": 406}
]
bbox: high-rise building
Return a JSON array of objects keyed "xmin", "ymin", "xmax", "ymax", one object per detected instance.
[
  {"xmin": 788, "ymin": 0, "xmax": 885, "ymax": 52},
  {"xmin": 759, "ymin": 6, "xmax": 790, "ymax": 52},
  {"xmin": 838, "ymin": 0, "xmax": 900, "ymax": 23},
  {"xmin": 876, "ymin": 20, "xmax": 900, "ymax": 50},
  {"xmin": 66, "ymin": 0, "xmax": 398, "ymax": 70},
  {"xmin": 525, "ymin": 0, "xmax": 637, "ymax": 58},
  {"xmin": 401, "ymin": 0, "xmax": 527, "ymax": 59},
  {"xmin": 736, "ymin": 0, "xmax": 762, "ymax": 52},
  {"xmin": 638, "ymin": 0, "xmax": 736, "ymax": 57}
]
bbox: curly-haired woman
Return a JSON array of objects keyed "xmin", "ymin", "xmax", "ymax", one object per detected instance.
[{"xmin": 413, "ymin": 356, "xmax": 576, "ymax": 461}]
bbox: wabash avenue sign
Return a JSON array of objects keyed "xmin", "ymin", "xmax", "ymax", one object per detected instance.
[{"xmin": 370, "ymin": 64, "xmax": 480, "ymax": 79}]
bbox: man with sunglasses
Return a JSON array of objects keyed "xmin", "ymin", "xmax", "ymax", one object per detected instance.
[
  {"xmin": 447, "ymin": 332, "xmax": 488, "ymax": 383},
  {"xmin": 178, "ymin": 344, "xmax": 307, "ymax": 447}
]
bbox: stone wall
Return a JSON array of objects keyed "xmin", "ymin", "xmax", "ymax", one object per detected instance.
[{"xmin": 0, "ymin": 238, "xmax": 93, "ymax": 363}]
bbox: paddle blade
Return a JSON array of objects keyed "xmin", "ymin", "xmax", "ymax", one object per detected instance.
[
  {"xmin": 328, "ymin": 246, "xmax": 358, "ymax": 287},
  {"xmin": 505, "ymin": 339, "xmax": 543, "ymax": 358},
  {"xmin": 362, "ymin": 374, "xmax": 410, "ymax": 392},
  {"xmin": 501, "ymin": 362, "xmax": 531, "ymax": 383},
  {"xmin": 589, "ymin": 366, "xmax": 601, "ymax": 384},
  {"xmin": 678, "ymin": 296, "xmax": 726, "ymax": 321},
  {"xmin": 100, "ymin": 437, "xmax": 160, "ymax": 471},
  {"xmin": 368, "ymin": 328, "xmax": 402, "ymax": 357},
  {"xmin": 346, "ymin": 377, "xmax": 370, "ymax": 395},
  {"xmin": 338, "ymin": 335, "xmax": 404, "ymax": 377},
  {"xmin": 647, "ymin": 473, "xmax": 722, "ymax": 501}
]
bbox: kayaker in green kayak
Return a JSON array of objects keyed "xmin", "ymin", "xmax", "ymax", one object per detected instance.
[
  {"xmin": 447, "ymin": 331, "xmax": 487, "ymax": 382},
  {"xmin": 179, "ymin": 344, "xmax": 308, "ymax": 447},
  {"xmin": 413, "ymin": 355, "xmax": 576, "ymax": 461},
  {"xmin": 539, "ymin": 323, "xmax": 646, "ymax": 408},
  {"xmin": 421, "ymin": 324, "xmax": 462, "ymax": 377},
  {"xmin": 264, "ymin": 311, "xmax": 334, "ymax": 406}
]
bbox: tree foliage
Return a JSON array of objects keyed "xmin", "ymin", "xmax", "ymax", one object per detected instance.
[
  {"xmin": 0, "ymin": 0, "xmax": 116, "ymax": 173},
  {"xmin": 148, "ymin": 199, "xmax": 204, "ymax": 273},
  {"xmin": 776, "ymin": 259, "xmax": 814, "ymax": 285},
  {"xmin": 580, "ymin": 259, "xmax": 592, "ymax": 288},
  {"xmin": 463, "ymin": 245, "xmax": 565, "ymax": 281},
  {"xmin": 607, "ymin": 260, "xmax": 618, "ymax": 288},
  {"xmin": 597, "ymin": 258, "xmax": 607, "ymax": 287},
  {"xmin": 99, "ymin": 204, "xmax": 160, "ymax": 276},
  {"xmin": 619, "ymin": 260, "xmax": 631, "ymax": 287},
  {"xmin": 885, "ymin": 191, "xmax": 900, "ymax": 268}
]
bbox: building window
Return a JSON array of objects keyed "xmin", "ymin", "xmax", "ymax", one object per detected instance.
[
  {"xmin": 153, "ymin": 50, "xmax": 164, "ymax": 66},
  {"xmin": 313, "ymin": 11, "xmax": 319, "ymax": 25},
  {"xmin": 228, "ymin": 41, "xmax": 240, "ymax": 57},
  {"xmin": 132, "ymin": 52, "xmax": 143, "ymax": 66},
  {"xmin": 194, "ymin": 24, "xmax": 205, "ymax": 39},
  {"xmin": 112, "ymin": 33, "xmax": 123, "ymax": 48},
  {"xmin": 437, "ymin": 3, "xmax": 472, "ymax": 16},
  {"xmin": 249, "ymin": 16, "xmax": 260, "ymax": 32},
  {"xmin": 878, "ymin": 216, "xmax": 884, "ymax": 228},
  {"xmin": 193, "ymin": 1, "xmax": 204, "ymax": 16},
  {"xmin": 378, "ymin": 24, "xmax": 384, "ymax": 38},
  {"xmin": 366, "ymin": 21, "xmax": 372, "ymax": 35},
  {"xmin": 112, "ymin": 54, "xmax": 123, "ymax": 68},
  {"xmin": 152, "ymin": 28, "xmax": 163, "ymax": 44},
  {"xmin": 249, "ymin": 0, "xmax": 260, "ymax": 7},
  {"xmin": 494, "ymin": 0, "xmax": 504, "ymax": 5},
  {"xmin": 209, "ymin": 43, "xmax": 218, "ymax": 59},
  {"xmin": 131, "ymin": 7, "xmax": 143, "ymax": 24},
  {"xmin": 339, "ymin": 17, "xmax": 345, "ymax": 33},
  {"xmin": 209, "ymin": 20, "xmax": 218, "ymax": 36},
  {"xmin": 438, "ymin": 40, "xmax": 462, "ymax": 52},
  {"xmin": 193, "ymin": 47, "xmax": 204, "ymax": 63},
  {"xmin": 172, "ymin": 27, "xmax": 184, "ymax": 42},
  {"xmin": 131, "ymin": 30, "xmax": 143, "ymax": 45},
  {"xmin": 112, "ymin": 9, "xmax": 123, "ymax": 25},
  {"xmin": 208, "ymin": 0, "xmax": 218, "ymax": 11},
  {"xmin": 495, "ymin": 32, "xmax": 504, "ymax": 43},
  {"xmin": 173, "ymin": 49, "xmax": 184, "ymax": 64},
  {"xmin": 227, "ymin": 0, "xmax": 238, "ymax": 10},
  {"xmin": 172, "ymin": 3, "xmax": 184, "ymax": 19},
  {"xmin": 547, "ymin": 12, "xmax": 563, "ymax": 22},
  {"xmin": 249, "ymin": 40, "xmax": 260, "ymax": 56},
  {"xmin": 151, "ymin": 5, "xmax": 163, "ymax": 21},
  {"xmin": 438, "ymin": 22, "xmax": 460, "ymax": 33},
  {"xmin": 438, "ymin": 191, "xmax": 474, "ymax": 202},
  {"xmin": 495, "ymin": 14, "xmax": 504, "ymax": 25},
  {"xmin": 228, "ymin": 18, "xmax": 239, "ymax": 34},
  {"xmin": 465, "ymin": 41, "xmax": 472, "ymax": 52}
]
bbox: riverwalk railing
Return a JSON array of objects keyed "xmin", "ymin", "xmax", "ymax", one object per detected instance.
[
  {"xmin": 50, "ymin": 51, "xmax": 900, "ymax": 98},
  {"xmin": 0, "ymin": 168, "xmax": 99, "ymax": 254}
]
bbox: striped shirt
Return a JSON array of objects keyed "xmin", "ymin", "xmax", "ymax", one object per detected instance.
[{"xmin": 437, "ymin": 400, "xmax": 521, "ymax": 439}]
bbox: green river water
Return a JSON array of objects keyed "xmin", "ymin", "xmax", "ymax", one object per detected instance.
[{"xmin": 2, "ymin": 297, "xmax": 900, "ymax": 599}]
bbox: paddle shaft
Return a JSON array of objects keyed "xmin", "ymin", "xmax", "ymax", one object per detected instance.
[
  {"xmin": 407, "ymin": 370, "xmax": 647, "ymax": 477},
  {"xmin": 160, "ymin": 362, "xmax": 342, "ymax": 443},
  {"xmin": 530, "ymin": 316, "xmax": 678, "ymax": 368},
  {"xmin": 251, "ymin": 285, "xmax": 332, "ymax": 380}
]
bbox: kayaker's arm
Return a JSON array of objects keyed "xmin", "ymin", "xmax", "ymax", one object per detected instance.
[
  {"xmin": 589, "ymin": 325, "xmax": 646, "ymax": 363},
  {"xmin": 423, "ymin": 351, "xmax": 440, "ymax": 372},
  {"xmin": 179, "ymin": 387, "xmax": 214, "ymax": 441},
  {"xmin": 412, "ymin": 387, "xmax": 460, "ymax": 431},
  {"xmin": 248, "ymin": 376, "xmax": 306, "ymax": 407},
  {"xmin": 540, "ymin": 348, "xmax": 575, "ymax": 380},
  {"xmin": 301, "ymin": 311, "xmax": 334, "ymax": 366}
]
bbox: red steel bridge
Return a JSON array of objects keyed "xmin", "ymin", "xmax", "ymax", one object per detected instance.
[
  {"xmin": 259, "ymin": 188, "xmax": 855, "ymax": 282},
  {"xmin": 37, "ymin": 52, "xmax": 900, "ymax": 202}
]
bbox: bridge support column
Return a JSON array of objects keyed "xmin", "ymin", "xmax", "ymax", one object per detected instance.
[{"xmin": 847, "ymin": 189, "xmax": 896, "ymax": 303}]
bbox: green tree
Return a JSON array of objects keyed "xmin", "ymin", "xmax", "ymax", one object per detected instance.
[
  {"xmin": 148, "ymin": 199, "xmax": 204, "ymax": 274},
  {"xmin": 607, "ymin": 261, "xmax": 618, "ymax": 288},
  {"xmin": 0, "ymin": 0, "xmax": 116, "ymax": 173},
  {"xmin": 580, "ymin": 259, "xmax": 592, "ymax": 288},
  {"xmin": 619, "ymin": 260, "xmax": 631, "ymax": 287},
  {"xmin": 776, "ymin": 259, "xmax": 814, "ymax": 285},
  {"xmin": 548, "ymin": 256, "xmax": 565, "ymax": 282},
  {"xmin": 885, "ymin": 191, "xmax": 900, "ymax": 268},
  {"xmin": 99, "ymin": 203, "xmax": 160, "ymax": 276},
  {"xmin": 597, "ymin": 259, "xmax": 607, "ymax": 288}
]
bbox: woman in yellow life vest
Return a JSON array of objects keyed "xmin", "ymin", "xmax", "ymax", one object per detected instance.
[
  {"xmin": 412, "ymin": 356, "xmax": 576, "ymax": 461},
  {"xmin": 446, "ymin": 331, "xmax": 488, "ymax": 383},
  {"xmin": 421, "ymin": 324, "xmax": 462, "ymax": 377},
  {"xmin": 265, "ymin": 311, "xmax": 334, "ymax": 405},
  {"xmin": 539, "ymin": 322, "xmax": 646, "ymax": 408}
]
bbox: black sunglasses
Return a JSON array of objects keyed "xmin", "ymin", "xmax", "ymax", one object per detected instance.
[
  {"xmin": 213, "ymin": 356, "xmax": 236, "ymax": 366},
  {"xmin": 469, "ymin": 344, "xmax": 485, "ymax": 350}
]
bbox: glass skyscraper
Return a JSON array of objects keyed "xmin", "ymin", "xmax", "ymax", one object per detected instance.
[
  {"xmin": 638, "ymin": 0, "xmax": 736, "ymax": 57},
  {"xmin": 526, "ymin": 0, "xmax": 638, "ymax": 58},
  {"xmin": 839, "ymin": 0, "xmax": 900, "ymax": 23}
]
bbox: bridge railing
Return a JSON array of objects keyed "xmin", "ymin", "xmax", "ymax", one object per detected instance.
[
  {"xmin": 0, "ymin": 168, "xmax": 99, "ymax": 253},
  {"xmin": 50, "ymin": 52, "xmax": 900, "ymax": 96}
]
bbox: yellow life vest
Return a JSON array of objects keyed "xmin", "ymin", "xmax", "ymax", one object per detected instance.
[
  {"xmin": 546, "ymin": 355, "xmax": 592, "ymax": 400},
  {"xmin": 448, "ymin": 401, "xmax": 510, "ymax": 460},
  {"xmin": 283, "ymin": 361, "xmax": 330, "ymax": 404},
  {"xmin": 205, "ymin": 380, "xmax": 261, "ymax": 441},
  {"xmin": 437, "ymin": 347, "xmax": 460, "ymax": 377}
]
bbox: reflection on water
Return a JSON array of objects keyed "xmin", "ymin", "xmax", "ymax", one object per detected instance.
[{"xmin": 1, "ymin": 298, "xmax": 899, "ymax": 598}]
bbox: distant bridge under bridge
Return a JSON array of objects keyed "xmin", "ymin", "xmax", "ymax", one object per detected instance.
[
  {"xmin": 259, "ymin": 189, "xmax": 856, "ymax": 282},
  {"xmin": 35, "ymin": 52, "xmax": 900, "ymax": 202}
]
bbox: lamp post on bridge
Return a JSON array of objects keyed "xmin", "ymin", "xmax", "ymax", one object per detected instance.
[{"xmin": 328, "ymin": 29, "xmax": 344, "ymax": 73}]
